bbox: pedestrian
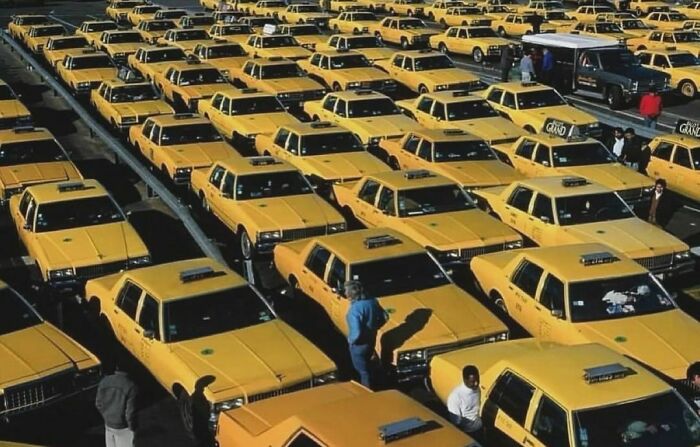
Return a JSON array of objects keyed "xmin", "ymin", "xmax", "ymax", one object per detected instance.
[
  {"xmin": 644, "ymin": 178, "xmax": 674, "ymax": 227},
  {"xmin": 499, "ymin": 44, "xmax": 514, "ymax": 82},
  {"xmin": 681, "ymin": 362, "xmax": 700, "ymax": 415},
  {"xmin": 345, "ymin": 280, "xmax": 387, "ymax": 389},
  {"xmin": 531, "ymin": 11, "xmax": 544, "ymax": 34},
  {"xmin": 621, "ymin": 127, "xmax": 641, "ymax": 170},
  {"xmin": 520, "ymin": 50, "xmax": 535, "ymax": 82},
  {"xmin": 532, "ymin": 47, "xmax": 543, "ymax": 80},
  {"xmin": 541, "ymin": 47, "xmax": 554, "ymax": 85},
  {"xmin": 606, "ymin": 127, "xmax": 625, "ymax": 160},
  {"xmin": 95, "ymin": 363, "xmax": 138, "ymax": 447},
  {"xmin": 638, "ymin": 143, "xmax": 651, "ymax": 174},
  {"xmin": 447, "ymin": 365, "xmax": 483, "ymax": 435},
  {"xmin": 639, "ymin": 87, "xmax": 662, "ymax": 128}
]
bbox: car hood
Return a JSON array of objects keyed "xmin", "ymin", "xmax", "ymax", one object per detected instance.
[
  {"xmin": 112, "ymin": 100, "xmax": 173, "ymax": 118},
  {"xmin": 236, "ymin": 112, "xmax": 300, "ymax": 135},
  {"xmin": 358, "ymin": 47, "xmax": 396, "ymax": 62},
  {"xmin": 164, "ymin": 142, "xmax": 233, "ymax": 168},
  {"xmin": 206, "ymin": 56, "xmax": 249, "ymax": 71},
  {"xmin": 171, "ymin": 320, "xmax": 334, "ymax": 398},
  {"xmin": 605, "ymin": 64, "xmax": 669, "ymax": 81},
  {"xmin": 263, "ymin": 77, "xmax": 324, "ymax": 93},
  {"xmin": 354, "ymin": 115, "xmax": 423, "ymax": 138},
  {"xmin": 0, "ymin": 162, "xmax": 81, "ymax": 189},
  {"xmin": 436, "ymin": 159, "xmax": 523, "ymax": 187},
  {"xmin": 402, "ymin": 28, "xmax": 441, "ymax": 37},
  {"xmin": 578, "ymin": 310, "xmax": 700, "ymax": 379},
  {"xmin": 450, "ymin": 116, "xmax": 526, "ymax": 142},
  {"xmin": 560, "ymin": 163, "xmax": 652, "ymax": 191},
  {"xmin": 301, "ymin": 152, "xmax": 389, "ymax": 181},
  {"xmin": 0, "ymin": 100, "xmax": 31, "ymax": 118},
  {"xmin": 237, "ymin": 194, "xmax": 342, "ymax": 230},
  {"xmin": 530, "ymin": 105, "xmax": 597, "ymax": 126},
  {"xmin": 261, "ymin": 47, "xmax": 311, "ymax": 59},
  {"xmin": 333, "ymin": 67, "xmax": 392, "ymax": 83},
  {"xmin": 107, "ymin": 43, "xmax": 142, "ymax": 53},
  {"xmin": 181, "ymin": 83, "xmax": 238, "ymax": 99},
  {"xmin": 417, "ymin": 68, "xmax": 479, "ymax": 84},
  {"xmin": 71, "ymin": 68, "xmax": 117, "ymax": 83}
]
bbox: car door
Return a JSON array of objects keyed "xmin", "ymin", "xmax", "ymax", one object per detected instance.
[
  {"xmin": 325, "ymin": 254, "xmax": 349, "ymax": 329},
  {"xmin": 134, "ymin": 292, "xmax": 162, "ymax": 368},
  {"xmin": 511, "ymin": 138, "xmax": 537, "ymax": 175},
  {"xmin": 508, "ymin": 258, "xmax": 545, "ymax": 333},
  {"xmin": 352, "ymin": 178, "xmax": 381, "ymax": 224},
  {"xmin": 482, "ymin": 370, "xmax": 537, "ymax": 447},
  {"xmin": 411, "ymin": 95, "xmax": 435, "ymax": 126},
  {"xmin": 527, "ymin": 192, "xmax": 554, "ymax": 245},
  {"xmin": 529, "ymin": 393, "xmax": 572, "ymax": 447},
  {"xmin": 486, "ymin": 87, "xmax": 505, "ymax": 115},
  {"xmin": 671, "ymin": 145, "xmax": 693, "ymax": 195},
  {"xmin": 535, "ymin": 273, "xmax": 568, "ymax": 342},
  {"xmin": 111, "ymin": 280, "xmax": 144, "ymax": 355},
  {"xmin": 503, "ymin": 185, "xmax": 535, "ymax": 233},
  {"xmin": 647, "ymin": 139, "xmax": 674, "ymax": 180},
  {"xmin": 396, "ymin": 134, "xmax": 422, "ymax": 168},
  {"xmin": 574, "ymin": 50, "xmax": 601, "ymax": 95},
  {"xmin": 372, "ymin": 184, "xmax": 397, "ymax": 226},
  {"xmin": 202, "ymin": 163, "xmax": 226, "ymax": 214},
  {"xmin": 300, "ymin": 243, "xmax": 333, "ymax": 310}
]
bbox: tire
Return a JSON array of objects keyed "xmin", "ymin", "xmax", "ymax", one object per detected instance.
[
  {"xmin": 387, "ymin": 156, "xmax": 401, "ymax": 170},
  {"xmin": 606, "ymin": 85, "xmax": 624, "ymax": 110},
  {"xmin": 177, "ymin": 390, "xmax": 196, "ymax": 437},
  {"xmin": 418, "ymin": 84, "xmax": 429, "ymax": 94},
  {"xmin": 490, "ymin": 291, "xmax": 508, "ymax": 314},
  {"xmin": 440, "ymin": 18, "xmax": 447, "ymax": 28},
  {"xmin": 333, "ymin": 24, "xmax": 340, "ymax": 33},
  {"xmin": 473, "ymin": 47, "xmax": 484, "ymax": 63},
  {"xmin": 401, "ymin": 37, "xmax": 409, "ymax": 49},
  {"xmin": 239, "ymin": 228, "xmax": 254, "ymax": 260},
  {"xmin": 332, "ymin": 82, "xmax": 342, "ymax": 91},
  {"xmin": 679, "ymin": 80, "xmax": 697, "ymax": 98},
  {"xmin": 438, "ymin": 42, "xmax": 448, "ymax": 54},
  {"xmin": 524, "ymin": 125, "xmax": 536, "ymax": 133},
  {"xmin": 637, "ymin": 45, "xmax": 646, "ymax": 51},
  {"xmin": 200, "ymin": 193, "xmax": 210, "ymax": 212},
  {"xmin": 498, "ymin": 27, "xmax": 507, "ymax": 37},
  {"xmin": 428, "ymin": 12, "xmax": 434, "ymax": 20}
]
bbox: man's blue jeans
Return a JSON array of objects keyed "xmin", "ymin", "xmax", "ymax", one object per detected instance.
[
  {"xmin": 644, "ymin": 116, "xmax": 657, "ymax": 129},
  {"xmin": 349, "ymin": 343, "xmax": 373, "ymax": 388}
]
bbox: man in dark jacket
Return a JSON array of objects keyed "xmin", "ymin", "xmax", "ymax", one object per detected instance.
[
  {"xmin": 500, "ymin": 44, "xmax": 514, "ymax": 82},
  {"xmin": 621, "ymin": 127, "xmax": 642, "ymax": 170},
  {"xmin": 644, "ymin": 178, "xmax": 675, "ymax": 228},
  {"xmin": 681, "ymin": 362, "xmax": 700, "ymax": 415},
  {"xmin": 531, "ymin": 11, "xmax": 544, "ymax": 34},
  {"xmin": 96, "ymin": 365, "xmax": 138, "ymax": 447}
]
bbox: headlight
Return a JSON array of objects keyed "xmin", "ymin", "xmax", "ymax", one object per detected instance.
[
  {"xmin": 368, "ymin": 136, "xmax": 381, "ymax": 145},
  {"xmin": 398, "ymin": 349, "xmax": 426, "ymax": 363},
  {"xmin": 312, "ymin": 371, "xmax": 337, "ymax": 385},
  {"xmin": 128, "ymin": 255, "xmax": 151, "ymax": 266},
  {"xmin": 258, "ymin": 230, "xmax": 282, "ymax": 241},
  {"xmin": 77, "ymin": 81, "xmax": 91, "ymax": 89},
  {"xmin": 485, "ymin": 332, "xmax": 509, "ymax": 343},
  {"xmin": 121, "ymin": 116, "xmax": 138, "ymax": 124},
  {"xmin": 213, "ymin": 397, "xmax": 245, "ymax": 412},
  {"xmin": 74, "ymin": 365, "xmax": 102, "ymax": 387},
  {"xmin": 434, "ymin": 84, "xmax": 449, "ymax": 91},
  {"xmin": 347, "ymin": 81, "xmax": 361, "ymax": 88},
  {"xmin": 327, "ymin": 222, "xmax": 346, "ymax": 233},
  {"xmin": 114, "ymin": 52, "xmax": 125, "ymax": 58},
  {"xmin": 505, "ymin": 240, "xmax": 523, "ymax": 250},
  {"xmin": 277, "ymin": 92, "xmax": 291, "ymax": 99},
  {"xmin": 48, "ymin": 268, "xmax": 75, "ymax": 280},
  {"xmin": 675, "ymin": 250, "xmax": 691, "ymax": 260},
  {"xmin": 588, "ymin": 122, "xmax": 600, "ymax": 128},
  {"xmin": 175, "ymin": 167, "xmax": 193, "ymax": 175}
]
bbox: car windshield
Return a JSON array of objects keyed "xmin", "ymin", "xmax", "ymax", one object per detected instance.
[
  {"xmin": 261, "ymin": 36, "xmax": 299, "ymax": 47},
  {"xmin": 346, "ymin": 36, "xmax": 384, "ymax": 48},
  {"xmin": 178, "ymin": 68, "xmax": 226, "ymax": 85},
  {"xmin": 158, "ymin": 10, "xmax": 187, "ymax": 19},
  {"xmin": 33, "ymin": 26, "xmax": 64, "ymax": 37},
  {"xmin": 0, "ymin": 287, "xmax": 42, "ymax": 335},
  {"xmin": 71, "ymin": 55, "xmax": 114, "ymax": 69},
  {"xmin": 87, "ymin": 22, "xmax": 118, "ymax": 32},
  {"xmin": 110, "ymin": 84, "xmax": 160, "ymax": 102},
  {"xmin": 300, "ymin": 132, "xmax": 364, "ymax": 155},
  {"xmin": 189, "ymin": 16, "xmax": 215, "ymax": 26},
  {"xmin": 414, "ymin": 55, "xmax": 454, "ymax": 71},
  {"xmin": 330, "ymin": 54, "xmax": 370, "ymax": 68},
  {"xmin": 434, "ymin": 140, "xmax": 497, "ymax": 161},
  {"xmin": 260, "ymin": 63, "xmax": 305, "ymax": 78},
  {"xmin": 517, "ymin": 89, "xmax": 566, "ymax": 109},
  {"xmin": 50, "ymin": 37, "xmax": 88, "ymax": 50},
  {"xmin": 600, "ymin": 51, "xmax": 640, "ymax": 69},
  {"xmin": 556, "ymin": 192, "xmax": 633, "ymax": 225},
  {"xmin": 176, "ymin": 29, "xmax": 209, "ymax": 40},
  {"xmin": 19, "ymin": 16, "xmax": 48, "ymax": 26},
  {"xmin": 568, "ymin": 273, "xmax": 674, "ymax": 322},
  {"xmin": 248, "ymin": 17, "xmax": 278, "ymax": 26},
  {"xmin": 398, "ymin": 184, "xmax": 475, "ymax": 217},
  {"xmin": 145, "ymin": 48, "xmax": 186, "ymax": 63},
  {"xmin": 0, "ymin": 139, "xmax": 67, "ymax": 166},
  {"xmin": 163, "ymin": 286, "xmax": 274, "ymax": 342},
  {"xmin": 221, "ymin": 25, "xmax": 253, "ymax": 35},
  {"xmin": 352, "ymin": 12, "xmax": 377, "ymax": 20},
  {"xmin": 690, "ymin": 147, "xmax": 700, "ymax": 169},
  {"xmin": 350, "ymin": 253, "xmax": 450, "ymax": 297},
  {"xmin": 231, "ymin": 96, "xmax": 285, "ymax": 114},
  {"xmin": 469, "ymin": 27, "xmax": 498, "ymax": 37},
  {"xmin": 145, "ymin": 20, "xmax": 175, "ymax": 31},
  {"xmin": 287, "ymin": 25, "xmax": 319, "ymax": 35},
  {"xmin": 35, "ymin": 196, "xmax": 124, "ymax": 232},
  {"xmin": 574, "ymin": 392, "xmax": 700, "ymax": 447},
  {"xmin": 108, "ymin": 32, "xmax": 142, "ymax": 43},
  {"xmin": 296, "ymin": 4, "xmax": 322, "ymax": 11},
  {"xmin": 207, "ymin": 44, "xmax": 247, "ymax": 58},
  {"xmin": 669, "ymin": 53, "xmax": 700, "ymax": 67},
  {"xmin": 136, "ymin": 5, "xmax": 160, "ymax": 13},
  {"xmin": 546, "ymin": 11, "xmax": 570, "ymax": 19},
  {"xmin": 551, "ymin": 143, "xmax": 616, "ymax": 167},
  {"xmin": 620, "ymin": 19, "xmax": 647, "ymax": 28},
  {"xmin": 446, "ymin": 99, "xmax": 499, "ymax": 120},
  {"xmin": 347, "ymin": 98, "xmax": 400, "ymax": 117},
  {"xmin": 596, "ymin": 22, "xmax": 622, "ymax": 32},
  {"xmin": 0, "ymin": 85, "xmax": 17, "ymax": 100},
  {"xmin": 490, "ymin": 5, "xmax": 509, "ymax": 12},
  {"xmin": 115, "ymin": 1, "xmax": 142, "ymax": 7},
  {"xmin": 236, "ymin": 171, "xmax": 313, "ymax": 199},
  {"xmin": 160, "ymin": 123, "xmax": 223, "ymax": 145},
  {"xmin": 668, "ymin": 13, "xmax": 686, "ymax": 20},
  {"xmin": 454, "ymin": 7, "xmax": 480, "ymax": 14},
  {"xmin": 398, "ymin": 19, "xmax": 426, "ymax": 29},
  {"xmin": 675, "ymin": 32, "xmax": 700, "ymax": 42}
]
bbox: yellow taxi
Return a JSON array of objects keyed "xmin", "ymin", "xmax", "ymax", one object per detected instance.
[
  {"xmin": 198, "ymin": 89, "xmax": 301, "ymax": 146},
  {"xmin": 568, "ymin": 5, "xmax": 615, "ymax": 23},
  {"xmin": 298, "ymin": 50, "xmax": 397, "ymax": 93},
  {"xmin": 241, "ymin": 33, "xmax": 312, "ymax": 60},
  {"xmin": 303, "ymin": 90, "xmax": 423, "ymax": 147},
  {"xmin": 378, "ymin": 129, "xmax": 522, "ymax": 188},
  {"xmin": 677, "ymin": 2, "xmax": 700, "ymax": 20},
  {"xmin": 425, "ymin": 0, "xmax": 467, "ymax": 23},
  {"xmin": 540, "ymin": 10, "xmax": 575, "ymax": 30},
  {"xmin": 642, "ymin": 11, "xmax": 690, "ymax": 31},
  {"xmin": 328, "ymin": 0, "xmax": 363, "ymax": 13},
  {"xmin": 43, "ymin": 35, "xmax": 90, "ymax": 68},
  {"xmin": 387, "ymin": 0, "xmax": 428, "ymax": 17},
  {"xmin": 136, "ymin": 19, "xmax": 177, "ymax": 44},
  {"xmin": 482, "ymin": 81, "xmax": 599, "ymax": 135},
  {"xmin": 238, "ymin": 16, "xmax": 281, "ymax": 33},
  {"xmin": 430, "ymin": 340, "xmax": 700, "ymax": 447},
  {"xmin": 329, "ymin": 11, "xmax": 381, "ymax": 34},
  {"xmin": 207, "ymin": 23, "xmax": 255, "ymax": 45},
  {"xmin": 8, "ymin": 14, "xmax": 49, "ymax": 41},
  {"xmin": 84, "ymin": 257, "xmax": 337, "ymax": 436},
  {"xmin": 368, "ymin": 17, "xmax": 440, "ymax": 49},
  {"xmin": 498, "ymin": 132, "xmax": 654, "ymax": 205},
  {"xmin": 216, "ymin": 382, "xmax": 479, "ymax": 447},
  {"xmin": 273, "ymin": 228, "xmax": 509, "ymax": 380},
  {"xmin": 91, "ymin": 76, "xmax": 175, "ymax": 131},
  {"xmin": 492, "ymin": 13, "xmax": 558, "ymax": 37},
  {"xmin": 254, "ymin": 122, "xmax": 390, "ymax": 191},
  {"xmin": 646, "ymin": 119, "xmax": 700, "ymax": 202},
  {"xmin": 595, "ymin": 11, "xmax": 637, "ymax": 22},
  {"xmin": 472, "ymin": 176, "xmax": 693, "ymax": 276},
  {"xmin": 683, "ymin": 19, "xmax": 700, "ymax": 31},
  {"xmin": 128, "ymin": 45, "xmax": 188, "ymax": 82},
  {"xmin": 357, "ymin": 0, "xmax": 388, "ymax": 12},
  {"xmin": 0, "ymin": 79, "xmax": 32, "ymax": 130},
  {"xmin": 24, "ymin": 24, "xmax": 66, "ymax": 55},
  {"xmin": 276, "ymin": 24, "xmax": 327, "ymax": 50},
  {"xmin": 126, "ymin": 4, "xmax": 161, "ymax": 26},
  {"xmin": 191, "ymin": 156, "xmax": 346, "ymax": 259},
  {"xmin": 0, "ymin": 127, "xmax": 81, "ymax": 204},
  {"xmin": 75, "ymin": 20, "xmax": 119, "ymax": 47},
  {"xmin": 231, "ymin": 58, "xmax": 327, "ymax": 107},
  {"xmin": 128, "ymin": 113, "xmax": 235, "ymax": 185},
  {"xmin": 481, "ymin": 5, "xmax": 513, "ymax": 20},
  {"xmin": 177, "ymin": 14, "xmax": 216, "ymax": 31},
  {"xmin": 96, "ymin": 30, "xmax": 145, "ymax": 65},
  {"xmin": 628, "ymin": 30, "xmax": 700, "ymax": 56},
  {"xmin": 105, "ymin": 0, "xmax": 145, "ymax": 23},
  {"xmin": 396, "ymin": 90, "xmax": 526, "ymax": 146},
  {"xmin": 0, "ymin": 281, "xmax": 101, "ymax": 421},
  {"xmin": 153, "ymin": 8, "xmax": 189, "ymax": 22},
  {"xmin": 572, "ymin": 21, "xmax": 634, "ymax": 44},
  {"xmin": 637, "ymin": 48, "xmax": 700, "ymax": 97},
  {"xmin": 249, "ymin": 0, "xmax": 289, "ymax": 18},
  {"xmin": 55, "ymin": 50, "xmax": 119, "ymax": 96},
  {"xmin": 154, "ymin": 61, "xmax": 237, "ymax": 112},
  {"xmin": 375, "ymin": 49, "xmax": 482, "ymax": 94},
  {"xmin": 629, "ymin": 0, "xmax": 669, "ymax": 15},
  {"xmin": 9, "ymin": 180, "xmax": 151, "ymax": 290},
  {"xmin": 429, "ymin": 26, "xmax": 514, "ymax": 63},
  {"xmin": 515, "ymin": 0, "xmax": 563, "ymax": 13},
  {"xmin": 157, "ymin": 28, "xmax": 213, "ymax": 53},
  {"xmin": 316, "ymin": 33, "xmax": 395, "ymax": 63},
  {"xmin": 438, "ymin": 6, "xmax": 495, "ymax": 28},
  {"xmin": 280, "ymin": 3, "xmax": 333, "ymax": 28},
  {"xmin": 604, "ymin": 17, "xmax": 655, "ymax": 37},
  {"xmin": 334, "ymin": 170, "xmax": 523, "ymax": 264},
  {"xmin": 191, "ymin": 42, "xmax": 249, "ymax": 79},
  {"xmin": 212, "ymin": 11, "xmax": 246, "ymax": 24}
]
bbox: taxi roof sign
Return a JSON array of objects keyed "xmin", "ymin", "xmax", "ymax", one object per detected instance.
[
  {"xmin": 263, "ymin": 23, "xmax": 277, "ymax": 35},
  {"xmin": 249, "ymin": 156, "xmax": 281, "ymax": 166},
  {"xmin": 580, "ymin": 251, "xmax": 619, "ymax": 266},
  {"xmin": 583, "ymin": 363, "xmax": 634, "ymax": 384},
  {"xmin": 378, "ymin": 417, "xmax": 431, "ymax": 443},
  {"xmin": 57, "ymin": 181, "xmax": 92, "ymax": 193},
  {"xmin": 542, "ymin": 117, "xmax": 576, "ymax": 139},
  {"xmin": 561, "ymin": 176, "xmax": 589, "ymax": 187},
  {"xmin": 180, "ymin": 266, "xmax": 226, "ymax": 283},
  {"xmin": 404, "ymin": 169, "xmax": 435, "ymax": 179},
  {"xmin": 364, "ymin": 234, "xmax": 402, "ymax": 249},
  {"xmin": 674, "ymin": 119, "xmax": 700, "ymax": 139}
]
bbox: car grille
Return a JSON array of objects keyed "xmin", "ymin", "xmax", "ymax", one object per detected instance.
[
  {"xmin": 2, "ymin": 370, "xmax": 75, "ymax": 416},
  {"xmin": 634, "ymin": 253, "xmax": 674, "ymax": 272},
  {"xmin": 247, "ymin": 379, "xmax": 312, "ymax": 403},
  {"xmin": 281, "ymin": 225, "xmax": 327, "ymax": 242},
  {"xmin": 470, "ymin": 19, "xmax": 491, "ymax": 26},
  {"xmin": 448, "ymin": 80, "xmax": 483, "ymax": 91},
  {"xmin": 460, "ymin": 243, "xmax": 507, "ymax": 261},
  {"xmin": 75, "ymin": 260, "xmax": 128, "ymax": 280},
  {"xmin": 617, "ymin": 187, "xmax": 643, "ymax": 203},
  {"xmin": 425, "ymin": 336, "xmax": 490, "ymax": 360}
]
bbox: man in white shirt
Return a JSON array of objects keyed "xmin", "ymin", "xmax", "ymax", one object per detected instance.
[
  {"xmin": 447, "ymin": 365, "xmax": 483, "ymax": 434},
  {"xmin": 609, "ymin": 127, "xmax": 625, "ymax": 159}
]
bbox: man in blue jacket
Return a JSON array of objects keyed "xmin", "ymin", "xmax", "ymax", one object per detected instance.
[
  {"xmin": 345, "ymin": 280, "xmax": 387, "ymax": 389},
  {"xmin": 541, "ymin": 47, "xmax": 554, "ymax": 86}
]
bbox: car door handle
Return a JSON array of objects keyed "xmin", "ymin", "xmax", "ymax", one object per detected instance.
[
  {"xmin": 535, "ymin": 305, "xmax": 542, "ymax": 311},
  {"xmin": 134, "ymin": 327, "xmax": 141, "ymax": 334},
  {"xmin": 528, "ymin": 216, "xmax": 534, "ymax": 221},
  {"xmin": 113, "ymin": 309, "xmax": 118, "ymax": 314},
  {"xmin": 523, "ymin": 437, "xmax": 535, "ymax": 446}
]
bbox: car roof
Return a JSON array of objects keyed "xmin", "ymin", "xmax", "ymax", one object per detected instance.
[
  {"xmin": 315, "ymin": 49, "xmax": 363, "ymax": 57},
  {"xmin": 197, "ymin": 41, "xmax": 243, "ymax": 48},
  {"xmin": 148, "ymin": 113, "xmax": 210, "ymax": 126},
  {"xmin": 420, "ymin": 89, "xmax": 485, "ymax": 104},
  {"xmin": 0, "ymin": 126, "xmax": 55, "ymax": 144},
  {"xmin": 217, "ymin": 88, "xmax": 277, "ymax": 99},
  {"xmin": 70, "ymin": 50, "xmax": 112, "ymax": 59},
  {"xmin": 215, "ymin": 156, "xmax": 297, "ymax": 176},
  {"xmin": 327, "ymin": 89, "xmax": 388, "ymax": 100},
  {"xmin": 143, "ymin": 45, "xmax": 182, "ymax": 52},
  {"xmin": 102, "ymin": 29, "xmax": 141, "ymax": 35},
  {"xmin": 396, "ymin": 49, "xmax": 446, "ymax": 58},
  {"xmin": 102, "ymin": 79, "xmax": 152, "ymax": 87},
  {"xmin": 490, "ymin": 81, "xmax": 555, "ymax": 93},
  {"xmin": 520, "ymin": 133, "xmax": 598, "ymax": 146},
  {"xmin": 655, "ymin": 132, "xmax": 700, "ymax": 147},
  {"xmin": 313, "ymin": 228, "xmax": 424, "ymax": 264},
  {"xmin": 124, "ymin": 257, "xmax": 248, "ymax": 301},
  {"xmin": 250, "ymin": 57, "xmax": 298, "ymax": 66},
  {"xmin": 82, "ymin": 20, "xmax": 117, "ymax": 25},
  {"xmin": 409, "ymin": 127, "xmax": 482, "ymax": 142},
  {"xmin": 48, "ymin": 35, "xmax": 87, "ymax": 42},
  {"xmin": 283, "ymin": 121, "xmax": 349, "ymax": 135},
  {"xmin": 516, "ymin": 175, "xmax": 612, "ymax": 196},
  {"xmin": 175, "ymin": 63, "xmax": 219, "ymax": 72},
  {"xmin": 638, "ymin": 48, "xmax": 692, "ymax": 56},
  {"xmin": 27, "ymin": 179, "xmax": 108, "ymax": 203},
  {"xmin": 367, "ymin": 170, "xmax": 455, "ymax": 190}
]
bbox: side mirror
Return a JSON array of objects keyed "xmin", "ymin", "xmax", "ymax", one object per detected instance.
[
  {"xmin": 540, "ymin": 215, "xmax": 550, "ymax": 223},
  {"xmin": 542, "ymin": 160, "xmax": 550, "ymax": 167},
  {"xmin": 23, "ymin": 223, "xmax": 32, "ymax": 231},
  {"xmin": 551, "ymin": 309, "xmax": 563, "ymax": 319},
  {"xmin": 143, "ymin": 329, "xmax": 156, "ymax": 340},
  {"xmin": 221, "ymin": 191, "xmax": 233, "ymax": 199}
]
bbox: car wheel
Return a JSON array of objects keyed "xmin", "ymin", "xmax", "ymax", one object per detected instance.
[
  {"xmin": 524, "ymin": 125, "xmax": 536, "ymax": 133},
  {"xmin": 606, "ymin": 85, "xmax": 624, "ymax": 110},
  {"xmin": 637, "ymin": 45, "xmax": 646, "ymax": 51},
  {"xmin": 333, "ymin": 24, "xmax": 340, "ymax": 33},
  {"xmin": 240, "ymin": 228, "xmax": 254, "ymax": 260},
  {"xmin": 387, "ymin": 156, "xmax": 401, "ymax": 170},
  {"xmin": 473, "ymin": 47, "xmax": 484, "ymax": 63},
  {"xmin": 490, "ymin": 291, "xmax": 508, "ymax": 314},
  {"xmin": 498, "ymin": 27, "xmax": 507, "ymax": 37},
  {"xmin": 333, "ymin": 82, "xmax": 343, "ymax": 91},
  {"xmin": 401, "ymin": 37, "xmax": 409, "ymax": 49},
  {"xmin": 680, "ymin": 80, "xmax": 697, "ymax": 98},
  {"xmin": 200, "ymin": 193, "xmax": 210, "ymax": 212},
  {"xmin": 177, "ymin": 390, "xmax": 196, "ymax": 436},
  {"xmin": 438, "ymin": 42, "xmax": 448, "ymax": 54},
  {"xmin": 418, "ymin": 84, "xmax": 429, "ymax": 94}
]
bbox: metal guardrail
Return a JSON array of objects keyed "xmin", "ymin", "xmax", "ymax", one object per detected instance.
[{"xmin": 1, "ymin": 29, "xmax": 225, "ymax": 264}]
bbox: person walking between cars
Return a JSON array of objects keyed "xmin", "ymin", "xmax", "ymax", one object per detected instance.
[
  {"xmin": 607, "ymin": 127, "xmax": 625, "ymax": 160},
  {"xmin": 96, "ymin": 364, "xmax": 138, "ymax": 447},
  {"xmin": 621, "ymin": 127, "xmax": 641, "ymax": 170},
  {"xmin": 645, "ymin": 178, "xmax": 674, "ymax": 228},
  {"xmin": 447, "ymin": 365, "xmax": 483, "ymax": 435},
  {"xmin": 531, "ymin": 11, "xmax": 544, "ymax": 34},
  {"xmin": 520, "ymin": 50, "xmax": 535, "ymax": 82},
  {"xmin": 541, "ymin": 47, "xmax": 554, "ymax": 85},
  {"xmin": 639, "ymin": 87, "xmax": 662, "ymax": 129},
  {"xmin": 681, "ymin": 362, "xmax": 700, "ymax": 415},
  {"xmin": 345, "ymin": 280, "xmax": 387, "ymax": 389},
  {"xmin": 500, "ymin": 44, "xmax": 514, "ymax": 82}
]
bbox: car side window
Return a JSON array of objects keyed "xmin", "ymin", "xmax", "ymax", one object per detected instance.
[
  {"xmin": 539, "ymin": 274, "xmax": 565, "ymax": 317},
  {"xmin": 142, "ymin": 120, "xmax": 155, "ymax": 138},
  {"xmin": 326, "ymin": 257, "xmax": 346, "ymax": 290},
  {"xmin": 652, "ymin": 141, "xmax": 673, "ymax": 160},
  {"xmin": 653, "ymin": 55, "xmax": 669, "ymax": 68},
  {"xmin": 18, "ymin": 191, "xmax": 33, "ymax": 218},
  {"xmin": 515, "ymin": 139, "xmax": 536, "ymax": 159},
  {"xmin": 393, "ymin": 54, "xmax": 405, "ymax": 67},
  {"xmin": 507, "ymin": 186, "xmax": 534, "ymax": 212},
  {"xmin": 638, "ymin": 53, "xmax": 652, "ymax": 65},
  {"xmin": 673, "ymin": 147, "xmax": 692, "ymax": 169},
  {"xmin": 377, "ymin": 186, "xmax": 396, "ymax": 216},
  {"xmin": 323, "ymin": 95, "xmax": 338, "ymax": 112},
  {"xmin": 116, "ymin": 281, "xmax": 143, "ymax": 320},
  {"xmin": 447, "ymin": 28, "xmax": 458, "ymax": 37},
  {"xmin": 511, "ymin": 259, "xmax": 545, "ymax": 297},
  {"xmin": 335, "ymin": 99, "xmax": 347, "ymax": 117},
  {"xmin": 487, "ymin": 87, "xmax": 503, "ymax": 103},
  {"xmin": 286, "ymin": 431, "xmax": 323, "ymax": 447},
  {"xmin": 417, "ymin": 97, "xmax": 434, "ymax": 113},
  {"xmin": 220, "ymin": 97, "xmax": 231, "ymax": 115},
  {"xmin": 243, "ymin": 62, "xmax": 254, "ymax": 76},
  {"xmin": 310, "ymin": 53, "xmax": 321, "ymax": 66},
  {"xmin": 403, "ymin": 135, "xmax": 421, "ymax": 153},
  {"xmin": 417, "ymin": 140, "xmax": 432, "ymax": 161},
  {"xmin": 359, "ymin": 179, "xmax": 381, "ymax": 204},
  {"xmin": 222, "ymin": 172, "xmax": 235, "ymax": 196},
  {"xmin": 650, "ymin": 31, "xmax": 661, "ymax": 41},
  {"xmin": 432, "ymin": 102, "xmax": 446, "ymax": 120},
  {"xmin": 532, "ymin": 395, "xmax": 570, "ymax": 447},
  {"xmin": 287, "ymin": 134, "xmax": 300, "ymax": 154},
  {"xmin": 138, "ymin": 294, "xmax": 160, "ymax": 340},
  {"xmin": 531, "ymin": 193, "xmax": 553, "ymax": 222},
  {"xmin": 329, "ymin": 36, "xmax": 339, "ymax": 47},
  {"xmin": 502, "ymin": 92, "xmax": 516, "ymax": 108},
  {"xmin": 150, "ymin": 125, "xmax": 161, "ymax": 144},
  {"xmin": 274, "ymin": 128, "xmax": 290, "ymax": 147},
  {"xmin": 211, "ymin": 94, "xmax": 223, "ymax": 110},
  {"xmin": 489, "ymin": 371, "xmax": 535, "ymax": 426},
  {"xmin": 305, "ymin": 244, "xmax": 332, "ymax": 279},
  {"xmin": 534, "ymin": 145, "xmax": 551, "ymax": 166},
  {"xmin": 209, "ymin": 165, "xmax": 226, "ymax": 188}
]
